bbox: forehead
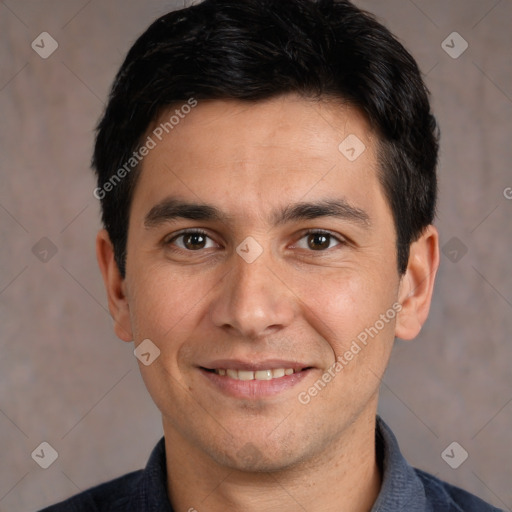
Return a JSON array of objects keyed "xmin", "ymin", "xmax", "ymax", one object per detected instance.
[{"xmin": 131, "ymin": 94, "xmax": 389, "ymax": 227}]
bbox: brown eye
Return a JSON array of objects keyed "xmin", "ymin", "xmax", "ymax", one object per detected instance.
[
  {"xmin": 182, "ymin": 233, "xmax": 207, "ymax": 250},
  {"xmin": 294, "ymin": 230, "xmax": 345, "ymax": 252},
  {"xmin": 307, "ymin": 233, "xmax": 331, "ymax": 251},
  {"xmin": 167, "ymin": 230, "xmax": 216, "ymax": 251}
]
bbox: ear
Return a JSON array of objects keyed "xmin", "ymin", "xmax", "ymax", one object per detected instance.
[
  {"xmin": 96, "ymin": 229, "xmax": 133, "ymax": 342},
  {"xmin": 395, "ymin": 225, "xmax": 439, "ymax": 340}
]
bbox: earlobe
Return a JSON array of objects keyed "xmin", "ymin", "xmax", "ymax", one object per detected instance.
[
  {"xmin": 395, "ymin": 225, "xmax": 439, "ymax": 341},
  {"xmin": 96, "ymin": 229, "xmax": 133, "ymax": 342}
]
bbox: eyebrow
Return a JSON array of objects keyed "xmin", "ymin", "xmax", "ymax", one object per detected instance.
[{"xmin": 144, "ymin": 197, "xmax": 371, "ymax": 229}]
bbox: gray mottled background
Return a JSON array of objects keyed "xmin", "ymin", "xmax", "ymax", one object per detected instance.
[{"xmin": 1, "ymin": 1, "xmax": 511, "ymax": 511}]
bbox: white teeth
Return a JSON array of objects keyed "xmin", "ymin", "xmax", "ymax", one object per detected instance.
[
  {"xmin": 255, "ymin": 370, "xmax": 273, "ymax": 381},
  {"xmin": 213, "ymin": 368, "xmax": 298, "ymax": 380},
  {"xmin": 238, "ymin": 370, "xmax": 254, "ymax": 381}
]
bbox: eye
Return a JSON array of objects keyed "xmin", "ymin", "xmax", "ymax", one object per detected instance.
[
  {"xmin": 294, "ymin": 230, "xmax": 345, "ymax": 251},
  {"xmin": 165, "ymin": 230, "xmax": 218, "ymax": 251}
]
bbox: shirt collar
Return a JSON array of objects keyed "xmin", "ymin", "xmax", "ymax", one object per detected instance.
[
  {"xmin": 371, "ymin": 415, "xmax": 429, "ymax": 512},
  {"xmin": 140, "ymin": 437, "xmax": 174, "ymax": 512}
]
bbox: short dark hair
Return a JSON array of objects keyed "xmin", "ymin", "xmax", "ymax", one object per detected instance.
[{"xmin": 93, "ymin": 0, "xmax": 439, "ymax": 278}]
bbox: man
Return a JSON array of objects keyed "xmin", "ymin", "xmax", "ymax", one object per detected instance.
[{"xmin": 41, "ymin": 0, "xmax": 502, "ymax": 510}]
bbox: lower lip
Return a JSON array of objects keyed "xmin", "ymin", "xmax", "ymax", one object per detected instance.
[{"xmin": 199, "ymin": 368, "xmax": 313, "ymax": 399}]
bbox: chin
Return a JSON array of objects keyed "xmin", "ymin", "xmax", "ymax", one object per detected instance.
[
  {"xmin": 227, "ymin": 451, "xmax": 297, "ymax": 474},
  {"xmin": 213, "ymin": 435, "xmax": 306, "ymax": 474}
]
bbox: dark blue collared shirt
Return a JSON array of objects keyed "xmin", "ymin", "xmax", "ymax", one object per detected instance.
[{"xmin": 40, "ymin": 416, "xmax": 503, "ymax": 511}]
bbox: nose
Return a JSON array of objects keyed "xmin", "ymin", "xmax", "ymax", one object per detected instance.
[{"xmin": 208, "ymin": 243, "xmax": 296, "ymax": 340}]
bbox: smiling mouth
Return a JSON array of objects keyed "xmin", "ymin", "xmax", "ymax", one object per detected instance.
[{"xmin": 202, "ymin": 367, "xmax": 310, "ymax": 381}]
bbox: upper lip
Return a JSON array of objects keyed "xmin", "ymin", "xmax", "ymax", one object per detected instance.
[{"xmin": 200, "ymin": 359, "xmax": 312, "ymax": 371}]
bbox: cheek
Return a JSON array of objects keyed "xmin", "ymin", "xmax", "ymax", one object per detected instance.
[
  {"xmin": 127, "ymin": 262, "xmax": 211, "ymax": 346},
  {"xmin": 126, "ymin": 266, "xmax": 211, "ymax": 413},
  {"xmin": 301, "ymin": 269, "xmax": 398, "ymax": 361}
]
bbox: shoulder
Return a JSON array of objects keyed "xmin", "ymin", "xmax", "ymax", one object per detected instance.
[
  {"xmin": 38, "ymin": 470, "xmax": 144, "ymax": 512},
  {"xmin": 415, "ymin": 468, "xmax": 504, "ymax": 512},
  {"xmin": 38, "ymin": 437, "xmax": 170, "ymax": 512}
]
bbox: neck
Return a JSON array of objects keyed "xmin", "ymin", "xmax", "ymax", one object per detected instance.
[{"xmin": 163, "ymin": 409, "xmax": 382, "ymax": 512}]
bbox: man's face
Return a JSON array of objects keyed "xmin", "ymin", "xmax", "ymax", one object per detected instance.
[{"xmin": 117, "ymin": 95, "xmax": 405, "ymax": 470}]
